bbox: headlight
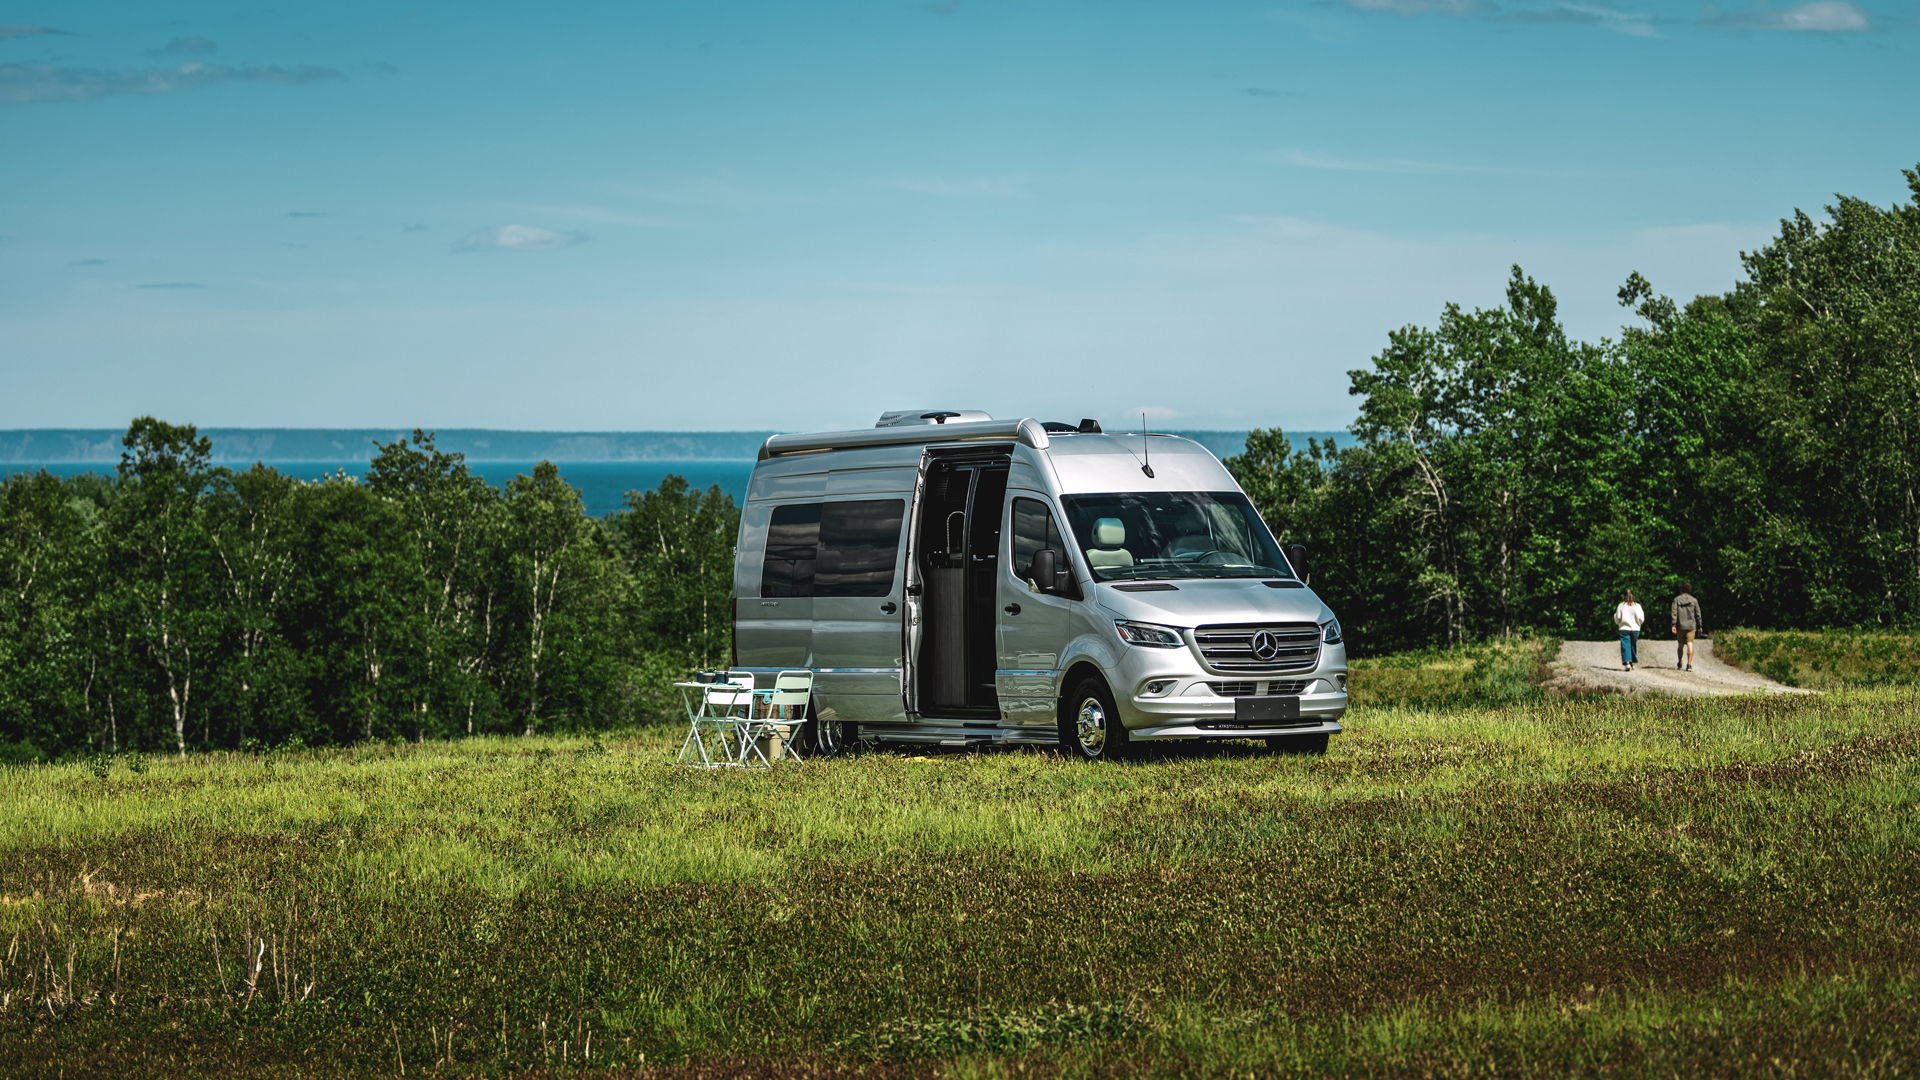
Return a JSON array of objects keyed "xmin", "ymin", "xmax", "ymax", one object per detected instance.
[
  {"xmin": 1321, "ymin": 617, "xmax": 1343, "ymax": 645},
  {"xmin": 1114, "ymin": 620, "xmax": 1184, "ymax": 648}
]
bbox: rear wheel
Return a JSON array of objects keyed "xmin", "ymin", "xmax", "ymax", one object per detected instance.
[
  {"xmin": 1266, "ymin": 732, "xmax": 1329, "ymax": 756},
  {"xmin": 808, "ymin": 700, "xmax": 859, "ymax": 756},
  {"xmin": 1060, "ymin": 677, "xmax": 1129, "ymax": 761}
]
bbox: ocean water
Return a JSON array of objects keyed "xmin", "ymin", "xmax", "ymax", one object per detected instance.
[
  {"xmin": 1, "ymin": 429, "xmax": 1355, "ymax": 519},
  {"xmin": 2, "ymin": 459, "xmax": 757, "ymax": 519}
]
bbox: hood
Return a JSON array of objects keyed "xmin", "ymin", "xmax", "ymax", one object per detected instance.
[{"xmin": 1092, "ymin": 578, "xmax": 1331, "ymax": 627}]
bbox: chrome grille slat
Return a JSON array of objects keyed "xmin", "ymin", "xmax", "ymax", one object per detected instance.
[
  {"xmin": 1192, "ymin": 623, "xmax": 1320, "ymax": 674},
  {"xmin": 1208, "ymin": 679, "xmax": 1312, "ymax": 697}
]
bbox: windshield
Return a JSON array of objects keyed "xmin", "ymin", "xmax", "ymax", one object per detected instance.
[{"xmin": 1059, "ymin": 491, "xmax": 1293, "ymax": 582}]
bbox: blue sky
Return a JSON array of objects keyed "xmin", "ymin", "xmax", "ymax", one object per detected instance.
[{"xmin": 2, "ymin": 1, "xmax": 1915, "ymax": 433}]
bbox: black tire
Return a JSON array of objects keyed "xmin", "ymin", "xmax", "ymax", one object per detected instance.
[
  {"xmin": 807, "ymin": 699, "xmax": 859, "ymax": 756},
  {"xmin": 1060, "ymin": 676, "xmax": 1130, "ymax": 762},
  {"xmin": 1266, "ymin": 732, "xmax": 1329, "ymax": 756}
]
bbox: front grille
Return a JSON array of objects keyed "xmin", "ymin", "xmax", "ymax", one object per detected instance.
[
  {"xmin": 1192, "ymin": 623, "xmax": 1320, "ymax": 674},
  {"xmin": 1209, "ymin": 680, "xmax": 1312, "ymax": 697}
]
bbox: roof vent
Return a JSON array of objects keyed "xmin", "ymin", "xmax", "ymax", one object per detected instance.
[{"xmin": 874, "ymin": 409, "xmax": 994, "ymax": 428}]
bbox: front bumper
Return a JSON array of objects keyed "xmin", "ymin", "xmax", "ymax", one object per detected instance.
[
  {"xmin": 1131, "ymin": 717, "xmax": 1344, "ymax": 741},
  {"xmin": 1107, "ymin": 644, "xmax": 1348, "ymax": 739}
]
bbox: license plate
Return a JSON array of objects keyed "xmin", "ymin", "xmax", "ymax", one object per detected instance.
[{"xmin": 1235, "ymin": 696, "xmax": 1300, "ymax": 722}]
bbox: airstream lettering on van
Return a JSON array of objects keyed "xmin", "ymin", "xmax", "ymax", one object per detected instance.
[{"xmin": 732, "ymin": 412, "xmax": 1347, "ymax": 760}]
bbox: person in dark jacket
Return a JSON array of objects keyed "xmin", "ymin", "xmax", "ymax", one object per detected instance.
[{"xmin": 1671, "ymin": 582, "xmax": 1703, "ymax": 671}]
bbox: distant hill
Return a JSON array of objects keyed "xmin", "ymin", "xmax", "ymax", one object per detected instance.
[{"xmin": 0, "ymin": 427, "xmax": 1353, "ymax": 465}]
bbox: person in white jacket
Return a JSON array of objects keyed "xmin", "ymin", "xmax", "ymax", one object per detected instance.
[{"xmin": 1613, "ymin": 589, "xmax": 1645, "ymax": 671}]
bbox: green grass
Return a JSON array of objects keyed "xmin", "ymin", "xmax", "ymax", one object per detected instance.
[
  {"xmin": 3, "ymin": 686, "xmax": 1918, "ymax": 1078},
  {"xmin": 1716, "ymin": 629, "xmax": 1920, "ymax": 690},
  {"xmin": 1347, "ymin": 636, "xmax": 1559, "ymax": 709}
]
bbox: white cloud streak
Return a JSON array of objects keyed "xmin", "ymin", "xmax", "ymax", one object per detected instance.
[
  {"xmin": 1699, "ymin": 0, "xmax": 1870, "ymax": 29},
  {"xmin": 0, "ymin": 61, "xmax": 342, "ymax": 105},
  {"xmin": 1497, "ymin": 3, "xmax": 1659, "ymax": 35},
  {"xmin": 450, "ymin": 225, "xmax": 589, "ymax": 253},
  {"xmin": 1343, "ymin": 0, "xmax": 1488, "ymax": 14}
]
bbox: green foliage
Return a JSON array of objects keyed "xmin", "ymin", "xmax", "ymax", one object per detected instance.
[
  {"xmin": 0, "ymin": 690, "xmax": 1915, "ymax": 1077},
  {"xmin": 609, "ymin": 473, "xmax": 741, "ymax": 670},
  {"xmin": 1347, "ymin": 636, "xmax": 1557, "ymax": 709},
  {"xmin": 1717, "ymin": 629, "xmax": 1920, "ymax": 690},
  {"xmin": 0, "ymin": 422, "xmax": 738, "ymax": 756},
  {"xmin": 1230, "ymin": 163, "xmax": 1920, "ymax": 651}
]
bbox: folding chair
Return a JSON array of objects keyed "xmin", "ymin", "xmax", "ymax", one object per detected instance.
[
  {"xmin": 722, "ymin": 671, "xmax": 774, "ymax": 767},
  {"xmin": 745, "ymin": 670, "xmax": 813, "ymax": 764},
  {"xmin": 679, "ymin": 673, "xmax": 757, "ymax": 767}
]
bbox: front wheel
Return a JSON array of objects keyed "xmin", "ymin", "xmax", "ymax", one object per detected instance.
[
  {"xmin": 1266, "ymin": 732, "xmax": 1329, "ymax": 756},
  {"xmin": 1060, "ymin": 677, "xmax": 1130, "ymax": 762}
]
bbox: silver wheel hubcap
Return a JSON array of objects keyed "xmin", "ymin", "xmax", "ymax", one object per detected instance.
[
  {"xmin": 1075, "ymin": 697, "xmax": 1108, "ymax": 755},
  {"xmin": 818, "ymin": 720, "xmax": 845, "ymax": 754}
]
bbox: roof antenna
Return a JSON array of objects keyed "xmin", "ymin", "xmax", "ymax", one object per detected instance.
[{"xmin": 1140, "ymin": 412, "xmax": 1154, "ymax": 478}]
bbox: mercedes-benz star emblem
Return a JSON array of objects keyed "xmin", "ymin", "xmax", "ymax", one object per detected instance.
[{"xmin": 1251, "ymin": 630, "xmax": 1281, "ymax": 661}]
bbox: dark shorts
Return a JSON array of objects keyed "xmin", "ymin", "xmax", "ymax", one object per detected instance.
[{"xmin": 1676, "ymin": 629, "xmax": 1696, "ymax": 645}]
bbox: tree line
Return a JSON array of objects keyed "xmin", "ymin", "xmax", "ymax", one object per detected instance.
[
  {"xmin": 9, "ymin": 166, "xmax": 1915, "ymax": 755},
  {"xmin": 1227, "ymin": 164, "xmax": 1920, "ymax": 652},
  {"xmin": 0, "ymin": 422, "xmax": 740, "ymax": 760}
]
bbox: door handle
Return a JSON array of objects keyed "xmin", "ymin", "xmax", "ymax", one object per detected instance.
[
  {"xmin": 1004, "ymin": 603, "xmax": 1021, "ymax": 616},
  {"xmin": 880, "ymin": 602, "xmax": 898, "ymax": 615}
]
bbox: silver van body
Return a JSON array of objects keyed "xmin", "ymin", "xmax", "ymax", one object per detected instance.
[{"xmin": 731, "ymin": 415, "xmax": 1347, "ymax": 749}]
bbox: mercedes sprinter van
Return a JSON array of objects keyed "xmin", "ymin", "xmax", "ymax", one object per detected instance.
[{"xmin": 731, "ymin": 411, "xmax": 1346, "ymax": 760}]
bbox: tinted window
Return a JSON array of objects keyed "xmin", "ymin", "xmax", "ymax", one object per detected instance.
[
  {"xmin": 815, "ymin": 499, "xmax": 905, "ymax": 597},
  {"xmin": 761, "ymin": 503, "xmax": 820, "ymax": 597},
  {"xmin": 1010, "ymin": 497, "xmax": 1069, "ymax": 583},
  {"xmin": 1059, "ymin": 491, "xmax": 1292, "ymax": 582}
]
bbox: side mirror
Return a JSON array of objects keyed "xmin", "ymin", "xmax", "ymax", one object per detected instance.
[
  {"xmin": 1286, "ymin": 543, "xmax": 1310, "ymax": 583},
  {"xmin": 1031, "ymin": 549, "xmax": 1059, "ymax": 594}
]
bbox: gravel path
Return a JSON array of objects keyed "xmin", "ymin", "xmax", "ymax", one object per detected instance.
[{"xmin": 1550, "ymin": 638, "xmax": 1811, "ymax": 697}]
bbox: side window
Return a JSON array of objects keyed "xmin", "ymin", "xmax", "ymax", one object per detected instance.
[
  {"xmin": 761, "ymin": 503, "xmax": 821, "ymax": 597},
  {"xmin": 815, "ymin": 498, "xmax": 906, "ymax": 597},
  {"xmin": 1010, "ymin": 497, "xmax": 1071, "ymax": 587}
]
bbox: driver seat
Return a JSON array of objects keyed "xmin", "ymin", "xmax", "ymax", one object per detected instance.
[{"xmin": 1085, "ymin": 517, "xmax": 1135, "ymax": 571}]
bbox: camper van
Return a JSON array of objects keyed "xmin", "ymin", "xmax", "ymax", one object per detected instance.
[{"xmin": 730, "ymin": 411, "xmax": 1347, "ymax": 760}]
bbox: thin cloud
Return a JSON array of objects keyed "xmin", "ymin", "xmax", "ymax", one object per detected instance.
[
  {"xmin": 1282, "ymin": 149, "xmax": 1490, "ymax": 174},
  {"xmin": 1497, "ymin": 3, "xmax": 1658, "ymax": 35},
  {"xmin": 450, "ymin": 225, "xmax": 588, "ymax": 253},
  {"xmin": 0, "ymin": 24, "xmax": 71, "ymax": 39},
  {"xmin": 136, "ymin": 282, "xmax": 205, "ymax": 289},
  {"xmin": 164, "ymin": 36, "xmax": 217, "ymax": 55},
  {"xmin": 513, "ymin": 203, "xmax": 682, "ymax": 227},
  {"xmin": 876, "ymin": 175, "xmax": 1027, "ymax": 198},
  {"xmin": 1698, "ymin": 0, "xmax": 1870, "ymax": 29},
  {"xmin": 1243, "ymin": 87, "xmax": 1286, "ymax": 98},
  {"xmin": 0, "ymin": 61, "xmax": 343, "ymax": 105},
  {"xmin": 1342, "ymin": 0, "xmax": 1488, "ymax": 15},
  {"xmin": 402, "ymin": 223, "xmax": 429, "ymax": 232}
]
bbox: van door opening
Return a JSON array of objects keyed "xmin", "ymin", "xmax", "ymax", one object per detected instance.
[{"xmin": 914, "ymin": 453, "xmax": 1008, "ymax": 717}]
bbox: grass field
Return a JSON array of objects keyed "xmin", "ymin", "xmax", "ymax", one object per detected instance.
[
  {"xmin": 1345, "ymin": 637, "xmax": 1558, "ymax": 709},
  {"xmin": 3, "ymin": 676, "xmax": 1917, "ymax": 1077},
  {"xmin": 1716, "ymin": 630, "xmax": 1920, "ymax": 691}
]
